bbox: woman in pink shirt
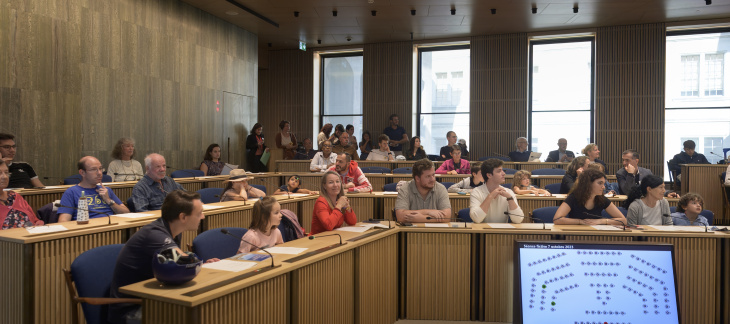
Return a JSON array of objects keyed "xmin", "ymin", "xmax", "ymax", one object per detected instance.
[
  {"xmin": 238, "ymin": 196, "xmax": 284, "ymax": 253},
  {"xmin": 435, "ymin": 145, "xmax": 471, "ymax": 175}
]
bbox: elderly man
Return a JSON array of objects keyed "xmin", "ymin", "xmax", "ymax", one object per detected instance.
[
  {"xmin": 332, "ymin": 132, "xmax": 360, "ymax": 160},
  {"xmin": 0, "ymin": 133, "xmax": 44, "ymax": 188},
  {"xmin": 327, "ymin": 153, "xmax": 372, "ymax": 193},
  {"xmin": 508, "ymin": 137, "xmax": 532, "ymax": 162},
  {"xmin": 58, "ymin": 156, "xmax": 129, "ymax": 222},
  {"xmin": 395, "ymin": 159, "xmax": 452, "ymax": 223},
  {"xmin": 545, "ymin": 138, "xmax": 575, "ymax": 162},
  {"xmin": 131, "ymin": 153, "xmax": 185, "ymax": 211}
]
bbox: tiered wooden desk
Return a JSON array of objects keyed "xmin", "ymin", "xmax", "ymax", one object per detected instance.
[{"xmin": 276, "ymin": 160, "xmax": 570, "ymax": 173}]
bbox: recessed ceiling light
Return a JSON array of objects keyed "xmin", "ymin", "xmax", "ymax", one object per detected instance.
[{"xmin": 225, "ymin": 11, "xmax": 238, "ymax": 16}]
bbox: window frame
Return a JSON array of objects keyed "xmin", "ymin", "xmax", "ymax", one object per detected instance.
[
  {"xmin": 319, "ymin": 52, "xmax": 365, "ymax": 129},
  {"xmin": 416, "ymin": 44, "xmax": 471, "ymax": 138},
  {"xmin": 528, "ymin": 37, "xmax": 596, "ymax": 151}
]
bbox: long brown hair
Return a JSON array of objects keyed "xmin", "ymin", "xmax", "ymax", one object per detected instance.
[
  {"xmin": 566, "ymin": 156, "xmax": 589, "ymax": 177},
  {"xmin": 512, "ymin": 170, "xmax": 531, "ymax": 189},
  {"xmin": 111, "ymin": 137, "xmax": 135, "ymax": 160},
  {"xmin": 570, "ymin": 168, "xmax": 607, "ymax": 207},
  {"xmin": 250, "ymin": 196, "xmax": 278, "ymax": 233},
  {"xmin": 320, "ymin": 171, "xmax": 344, "ymax": 209}
]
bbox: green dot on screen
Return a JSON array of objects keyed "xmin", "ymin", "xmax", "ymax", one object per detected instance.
[
  {"xmin": 542, "ymin": 285, "xmax": 546, "ymax": 288},
  {"xmin": 551, "ymin": 301, "xmax": 556, "ymax": 306}
]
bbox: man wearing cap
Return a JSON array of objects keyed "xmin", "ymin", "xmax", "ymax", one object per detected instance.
[
  {"xmin": 131, "ymin": 153, "xmax": 185, "ymax": 212},
  {"xmin": 57, "ymin": 156, "xmax": 129, "ymax": 222},
  {"xmin": 220, "ymin": 169, "xmax": 266, "ymax": 201},
  {"xmin": 109, "ymin": 190, "xmax": 218, "ymax": 324}
]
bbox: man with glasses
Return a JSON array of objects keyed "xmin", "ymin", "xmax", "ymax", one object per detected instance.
[
  {"xmin": 310, "ymin": 140, "xmax": 337, "ymax": 172},
  {"xmin": 58, "ymin": 156, "xmax": 129, "ymax": 222},
  {"xmin": 131, "ymin": 153, "xmax": 184, "ymax": 211},
  {"xmin": 0, "ymin": 133, "xmax": 44, "ymax": 188}
]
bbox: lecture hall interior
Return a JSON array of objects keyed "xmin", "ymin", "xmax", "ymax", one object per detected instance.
[{"xmin": 1, "ymin": 0, "xmax": 730, "ymax": 323}]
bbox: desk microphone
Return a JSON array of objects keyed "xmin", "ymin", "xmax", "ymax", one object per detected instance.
[
  {"xmin": 662, "ymin": 214, "xmax": 708, "ymax": 232},
  {"xmin": 309, "ymin": 233, "xmax": 345, "ymax": 245},
  {"xmin": 166, "ymin": 166, "xmax": 198, "ymax": 180},
  {"xmin": 582, "ymin": 211, "xmax": 629, "ymax": 230},
  {"xmin": 507, "ymin": 212, "xmax": 546, "ymax": 229},
  {"xmin": 42, "ymin": 175, "xmax": 66, "ymax": 184},
  {"xmin": 425, "ymin": 216, "xmax": 467, "ymax": 227},
  {"xmin": 220, "ymin": 228, "xmax": 276, "ymax": 268},
  {"xmin": 504, "ymin": 211, "xmax": 526, "ymax": 224},
  {"xmin": 54, "ymin": 203, "xmax": 113, "ymax": 225}
]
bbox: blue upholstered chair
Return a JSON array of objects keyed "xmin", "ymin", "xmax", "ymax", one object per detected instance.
[
  {"xmin": 191, "ymin": 227, "xmax": 248, "ymax": 261},
  {"xmin": 392, "ymin": 167, "xmax": 412, "ymax": 174},
  {"xmin": 251, "ymin": 184, "xmax": 267, "ymax": 194},
  {"xmin": 545, "ymin": 183, "xmax": 561, "ymax": 194},
  {"xmin": 531, "ymin": 168, "xmax": 566, "ymax": 176},
  {"xmin": 383, "ymin": 183, "xmax": 398, "ymax": 192},
  {"xmin": 360, "ymin": 166, "xmax": 391, "ymax": 174},
  {"xmin": 457, "ymin": 208, "xmax": 473, "ymax": 223},
  {"xmin": 170, "ymin": 169, "xmax": 205, "ymax": 178},
  {"xmin": 531, "ymin": 206, "xmax": 559, "ymax": 224},
  {"xmin": 440, "ymin": 182, "xmax": 455, "ymax": 190},
  {"xmin": 63, "ymin": 244, "xmax": 140, "ymax": 324},
  {"xmin": 479, "ymin": 156, "xmax": 510, "ymax": 161},
  {"xmin": 503, "ymin": 168, "xmax": 517, "ymax": 175},
  {"xmin": 669, "ymin": 207, "xmax": 714, "ymax": 226},
  {"xmin": 63, "ymin": 174, "xmax": 82, "ymax": 185},
  {"xmin": 197, "ymin": 188, "xmax": 224, "ymax": 204}
]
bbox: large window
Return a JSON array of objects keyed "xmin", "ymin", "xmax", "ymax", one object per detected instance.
[
  {"xmin": 665, "ymin": 29, "xmax": 730, "ymax": 179},
  {"xmin": 417, "ymin": 46, "xmax": 470, "ymax": 156},
  {"xmin": 320, "ymin": 53, "xmax": 364, "ymax": 149},
  {"xmin": 529, "ymin": 38, "xmax": 594, "ymax": 158}
]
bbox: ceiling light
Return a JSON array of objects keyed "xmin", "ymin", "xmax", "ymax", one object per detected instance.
[{"xmin": 225, "ymin": 11, "xmax": 238, "ymax": 16}]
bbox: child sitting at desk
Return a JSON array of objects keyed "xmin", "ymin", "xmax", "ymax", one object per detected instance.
[
  {"xmin": 511, "ymin": 170, "xmax": 551, "ymax": 196},
  {"xmin": 670, "ymin": 192, "xmax": 710, "ymax": 226},
  {"xmin": 238, "ymin": 196, "xmax": 284, "ymax": 253},
  {"xmin": 447, "ymin": 164, "xmax": 484, "ymax": 193},
  {"xmin": 274, "ymin": 175, "xmax": 318, "ymax": 195}
]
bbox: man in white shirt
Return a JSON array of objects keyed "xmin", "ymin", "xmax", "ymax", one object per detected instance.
[
  {"xmin": 310, "ymin": 140, "xmax": 337, "ymax": 172},
  {"xmin": 470, "ymin": 158, "xmax": 524, "ymax": 223},
  {"xmin": 366, "ymin": 134, "xmax": 395, "ymax": 161}
]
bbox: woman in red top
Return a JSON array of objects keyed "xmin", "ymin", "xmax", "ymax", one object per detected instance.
[
  {"xmin": 311, "ymin": 170, "xmax": 357, "ymax": 234},
  {"xmin": 0, "ymin": 160, "xmax": 43, "ymax": 229}
]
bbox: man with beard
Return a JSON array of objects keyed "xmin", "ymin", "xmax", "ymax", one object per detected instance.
[
  {"xmin": 327, "ymin": 153, "xmax": 371, "ymax": 192},
  {"xmin": 394, "ymin": 159, "xmax": 451, "ymax": 223}
]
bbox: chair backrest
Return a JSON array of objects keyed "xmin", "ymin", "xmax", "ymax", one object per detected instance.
[
  {"xmin": 192, "ymin": 227, "xmax": 248, "ymax": 260},
  {"xmin": 196, "ymin": 188, "xmax": 224, "ymax": 204},
  {"xmin": 36, "ymin": 202, "xmax": 59, "ymax": 224},
  {"xmin": 501, "ymin": 183, "xmax": 512, "ymax": 189},
  {"xmin": 101, "ymin": 174, "xmax": 112, "ymax": 182},
  {"xmin": 170, "ymin": 169, "xmax": 205, "ymax": 178},
  {"xmin": 69, "ymin": 244, "xmax": 125, "ymax": 324},
  {"xmin": 667, "ymin": 162, "xmax": 675, "ymax": 182},
  {"xmin": 126, "ymin": 197, "xmax": 136, "ymax": 213},
  {"xmin": 503, "ymin": 168, "xmax": 517, "ymax": 175},
  {"xmin": 392, "ymin": 167, "xmax": 412, "ymax": 174},
  {"xmin": 531, "ymin": 168, "xmax": 566, "ymax": 176},
  {"xmin": 545, "ymin": 183, "xmax": 561, "ymax": 194},
  {"xmin": 440, "ymin": 182, "xmax": 455, "ymax": 190},
  {"xmin": 530, "ymin": 206, "xmax": 559, "ymax": 223},
  {"xmin": 278, "ymin": 209, "xmax": 304, "ymax": 243},
  {"xmin": 251, "ymin": 184, "xmax": 267, "ymax": 194},
  {"xmin": 457, "ymin": 208, "xmax": 473, "ymax": 223},
  {"xmin": 668, "ymin": 206, "xmax": 714, "ymax": 225},
  {"xmin": 63, "ymin": 174, "xmax": 82, "ymax": 185},
  {"xmin": 601, "ymin": 206, "xmax": 628, "ymax": 218},
  {"xmin": 383, "ymin": 183, "xmax": 398, "ymax": 192},
  {"xmin": 479, "ymin": 156, "xmax": 510, "ymax": 161},
  {"xmin": 427, "ymin": 154, "xmax": 439, "ymax": 161},
  {"xmin": 361, "ymin": 166, "xmax": 391, "ymax": 174}
]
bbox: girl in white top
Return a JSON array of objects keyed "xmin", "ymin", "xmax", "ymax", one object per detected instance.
[
  {"xmin": 238, "ymin": 196, "xmax": 284, "ymax": 253},
  {"xmin": 624, "ymin": 175, "xmax": 672, "ymax": 226},
  {"xmin": 108, "ymin": 137, "xmax": 143, "ymax": 182}
]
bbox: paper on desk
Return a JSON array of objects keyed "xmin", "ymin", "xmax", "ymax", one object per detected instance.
[
  {"xmin": 202, "ymin": 260, "xmax": 257, "ymax": 272},
  {"xmin": 39, "ymin": 186, "xmax": 66, "ymax": 189},
  {"xmin": 381, "ymin": 191, "xmax": 399, "ymax": 195},
  {"xmin": 519, "ymin": 223, "xmax": 554, "ymax": 230},
  {"xmin": 591, "ymin": 225, "xmax": 622, "ymax": 231},
  {"xmin": 360, "ymin": 223, "xmax": 389, "ymax": 229},
  {"xmin": 336, "ymin": 226, "xmax": 371, "ymax": 233},
  {"xmin": 260, "ymin": 247, "xmax": 308, "ymax": 254},
  {"xmin": 487, "ymin": 223, "xmax": 515, "ymax": 228},
  {"xmin": 202, "ymin": 205, "xmax": 226, "ymax": 210},
  {"xmin": 649, "ymin": 225, "xmax": 706, "ymax": 232},
  {"xmin": 26, "ymin": 225, "xmax": 68, "ymax": 234},
  {"xmin": 114, "ymin": 213, "xmax": 155, "ymax": 218},
  {"xmin": 424, "ymin": 223, "xmax": 450, "ymax": 227},
  {"xmin": 284, "ymin": 193, "xmax": 310, "ymax": 197}
]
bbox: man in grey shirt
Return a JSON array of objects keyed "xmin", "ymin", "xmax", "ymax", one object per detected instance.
[
  {"xmin": 395, "ymin": 159, "xmax": 452, "ymax": 223},
  {"xmin": 131, "ymin": 153, "xmax": 185, "ymax": 212}
]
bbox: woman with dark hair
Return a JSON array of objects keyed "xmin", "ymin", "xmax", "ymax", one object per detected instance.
[
  {"xmin": 275, "ymin": 120, "xmax": 298, "ymax": 160},
  {"xmin": 346, "ymin": 124, "xmax": 357, "ymax": 148},
  {"xmin": 359, "ymin": 131, "xmax": 372, "ymax": 160},
  {"xmin": 199, "ymin": 144, "xmax": 224, "ymax": 176},
  {"xmin": 317, "ymin": 123, "xmax": 333, "ymax": 147},
  {"xmin": 246, "ymin": 123, "xmax": 269, "ymax": 173},
  {"xmin": 330, "ymin": 124, "xmax": 345, "ymax": 145},
  {"xmin": 108, "ymin": 137, "xmax": 144, "ymax": 182},
  {"xmin": 559, "ymin": 156, "xmax": 589, "ymax": 194},
  {"xmin": 553, "ymin": 169, "xmax": 627, "ymax": 225},
  {"xmin": 406, "ymin": 136, "xmax": 427, "ymax": 161},
  {"xmin": 623, "ymin": 175, "xmax": 672, "ymax": 226}
]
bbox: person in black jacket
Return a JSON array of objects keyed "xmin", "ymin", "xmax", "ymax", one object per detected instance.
[{"xmin": 246, "ymin": 123, "xmax": 269, "ymax": 172}]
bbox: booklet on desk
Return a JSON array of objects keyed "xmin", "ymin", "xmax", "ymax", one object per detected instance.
[{"xmin": 234, "ymin": 253, "xmax": 271, "ymax": 261}]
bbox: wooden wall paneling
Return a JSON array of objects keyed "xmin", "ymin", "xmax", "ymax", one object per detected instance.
[
  {"xmin": 469, "ymin": 33, "xmax": 529, "ymax": 160},
  {"xmin": 291, "ymin": 250, "xmax": 355, "ymax": 324},
  {"xmin": 482, "ymin": 233, "xmax": 551, "ymax": 322},
  {"xmin": 645, "ymin": 236, "xmax": 718, "ymax": 324},
  {"xmin": 595, "ymin": 23, "xmax": 666, "ymax": 175},
  {"xmin": 143, "ymin": 299, "xmax": 194, "ymax": 324},
  {"xmin": 355, "ymin": 234, "xmax": 398, "ymax": 324},
  {"xmin": 0, "ymin": 241, "xmax": 25, "ymax": 324},
  {"xmin": 362, "ymin": 42, "xmax": 413, "ymax": 141},
  {"xmin": 0, "ymin": 0, "xmax": 257, "ymax": 185},
  {"xmin": 197, "ymin": 275, "xmax": 289, "ymax": 324},
  {"xmin": 403, "ymin": 232, "xmax": 470, "ymax": 320}
]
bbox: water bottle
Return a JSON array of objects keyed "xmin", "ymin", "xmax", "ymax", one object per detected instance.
[{"xmin": 77, "ymin": 190, "xmax": 89, "ymax": 224}]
